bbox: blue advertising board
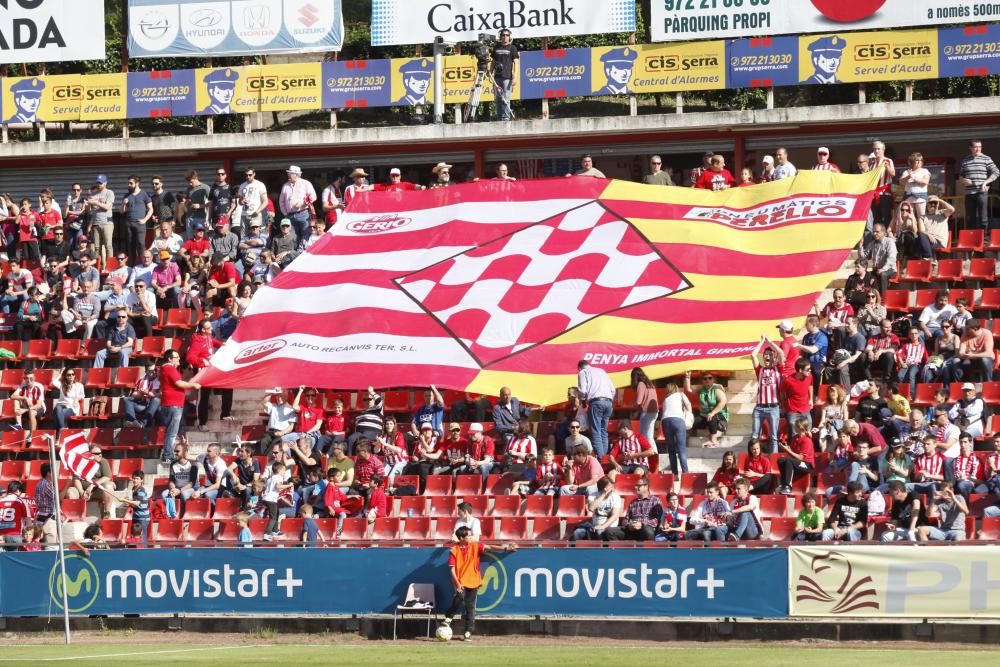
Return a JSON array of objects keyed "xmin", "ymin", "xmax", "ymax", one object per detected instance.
[
  {"xmin": 127, "ymin": 70, "xmax": 198, "ymax": 119},
  {"xmin": 727, "ymin": 37, "xmax": 799, "ymax": 89},
  {"xmin": 127, "ymin": 0, "xmax": 344, "ymax": 58},
  {"xmin": 938, "ymin": 24, "xmax": 1000, "ymax": 78},
  {"xmin": 519, "ymin": 48, "xmax": 592, "ymax": 99},
  {"xmin": 0, "ymin": 548, "xmax": 788, "ymax": 618},
  {"xmin": 321, "ymin": 60, "xmax": 392, "ymax": 109}
]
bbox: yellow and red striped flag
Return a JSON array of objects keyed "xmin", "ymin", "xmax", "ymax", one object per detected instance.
[{"xmin": 198, "ymin": 170, "xmax": 880, "ymax": 405}]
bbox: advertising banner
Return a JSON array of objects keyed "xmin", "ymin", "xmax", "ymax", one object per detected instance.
[
  {"xmin": 727, "ymin": 37, "xmax": 799, "ymax": 88},
  {"xmin": 790, "ymin": 546, "xmax": 1000, "ymax": 618},
  {"xmin": 591, "ymin": 42, "xmax": 725, "ymax": 95},
  {"xmin": 371, "ymin": 0, "xmax": 636, "ymax": 47},
  {"xmin": 127, "ymin": 0, "xmax": 344, "ymax": 58},
  {"xmin": 127, "ymin": 70, "xmax": 198, "ymax": 119},
  {"xmin": 0, "ymin": 547, "xmax": 787, "ymax": 617},
  {"xmin": 255, "ymin": 62, "xmax": 323, "ymax": 112},
  {"xmin": 938, "ymin": 24, "xmax": 1000, "ymax": 77},
  {"xmin": 391, "ymin": 57, "xmax": 436, "ymax": 107},
  {"xmin": 519, "ymin": 48, "xmax": 591, "ymax": 99},
  {"xmin": 1, "ymin": 75, "xmax": 79, "ymax": 123},
  {"xmin": 442, "ymin": 55, "xmax": 507, "ymax": 105},
  {"xmin": 79, "ymin": 74, "xmax": 129, "ymax": 121},
  {"xmin": 193, "ymin": 66, "xmax": 260, "ymax": 115},
  {"xmin": 0, "ymin": 0, "xmax": 105, "ymax": 63},
  {"xmin": 321, "ymin": 60, "xmax": 393, "ymax": 109},
  {"xmin": 198, "ymin": 171, "xmax": 878, "ymax": 404},
  {"xmin": 797, "ymin": 30, "xmax": 938, "ymax": 84},
  {"xmin": 652, "ymin": 0, "xmax": 1000, "ymax": 43}
]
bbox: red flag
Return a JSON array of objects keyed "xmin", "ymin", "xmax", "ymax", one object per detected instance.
[{"xmin": 58, "ymin": 430, "xmax": 97, "ymax": 483}]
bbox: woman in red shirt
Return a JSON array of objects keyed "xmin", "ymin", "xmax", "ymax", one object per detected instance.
[
  {"xmin": 741, "ymin": 439, "xmax": 773, "ymax": 495},
  {"xmin": 711, "ymin": 451, "xmax": 740, "ymax": 497},
  {"xmin": 15, "ymin": 198, "xmax": 40, "ymax": 262},
  {"xmin": 777, "ymin": 417, "xmax": 816, "ymax": 495},
  {"xmin": 185, "ymin": 318, "xmax": 230, "ymax": 430}
]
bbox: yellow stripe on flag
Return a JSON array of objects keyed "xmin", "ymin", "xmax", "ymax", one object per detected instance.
[
  {"xmin": 555, "ymin": 316, "xmax": 807, "ymax": 346},
  {"xmin": 670, "ymin": 272, "xmax": 833, "ymax": 302},
  {"xmin": 633, "ymin": 219, "xmax": 866, "ymax": 255}
]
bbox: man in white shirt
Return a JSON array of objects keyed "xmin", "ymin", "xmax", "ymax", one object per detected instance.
[
  {"xmin": 259, "ymin": 389, "xmax": 297, "ymax": 455},
  {"xmin": 237, "ymin": 167, "xmax": 269, "ymax": 236},
  {"xmin": 918, "ymin": 290, "xmax": 958, "ymax": 341},
  {"xmin": 773, "ymin": 147, "xmax": 797, "ymax": 180},
  {"xmin": 279, "ymin": 165, "xmax": 317, "ymax": 243},
  {"xmin": 576, "ymin": 359, "xmax": 616, "ymax": 458}
]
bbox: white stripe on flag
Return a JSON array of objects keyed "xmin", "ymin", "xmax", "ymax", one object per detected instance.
[
  {"xmin": 289, "ymin": 247, "xmax": 472, "ymax": 274},
  {"xmin": 59, "ymin": 430, "xmax": 97, "ymax": 483},
  {"xmin": 243, "ymin": 284, "xmax": 423, "ymax": 317},
  {"xmin": 210, "ymin": 332, "xmax": 482, "ymax": 372}
]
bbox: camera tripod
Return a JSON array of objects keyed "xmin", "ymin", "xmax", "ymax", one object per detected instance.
[{"xmin": 464, "ymin": 68, "xmax": 515, "ymax": 122}]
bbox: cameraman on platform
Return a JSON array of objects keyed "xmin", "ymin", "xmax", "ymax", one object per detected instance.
[{"xmin": 492, "ymin": 29, "xmax": 518, "ymax": 121}]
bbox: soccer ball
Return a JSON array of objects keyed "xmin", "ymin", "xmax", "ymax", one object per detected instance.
[{"xmin": 435, "ymin": 625, "xmax": 453, "ymax": 642}]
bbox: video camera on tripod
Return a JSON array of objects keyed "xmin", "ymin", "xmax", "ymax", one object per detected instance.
[{"xmin": 473, "ymin": 33, "xmax": 494, "ymax": 72}]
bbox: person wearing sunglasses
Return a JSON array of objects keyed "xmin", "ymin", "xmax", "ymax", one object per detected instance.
[{"xmin": 281, "ymin": 386, "xmax": 325, "ymax": 453}]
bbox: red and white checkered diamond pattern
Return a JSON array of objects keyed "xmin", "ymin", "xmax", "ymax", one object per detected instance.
[{"xmin": 395, "ymin": 201, "xmax": 688, "ymax": 366}]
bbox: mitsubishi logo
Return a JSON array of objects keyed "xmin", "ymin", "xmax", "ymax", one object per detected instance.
[{"xmin": 298, "ymin": 3, "xmax": 320, "ymax": 28}]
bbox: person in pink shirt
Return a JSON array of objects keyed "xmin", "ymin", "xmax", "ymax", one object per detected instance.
[{"xmin": 560, "ymin": 445, "xmax": 604, "ymax": 498}]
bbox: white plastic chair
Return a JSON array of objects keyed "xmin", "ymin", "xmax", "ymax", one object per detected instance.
[{"xmin": 392, "ymin": 583, "xmax": 437, "ymax": 640}]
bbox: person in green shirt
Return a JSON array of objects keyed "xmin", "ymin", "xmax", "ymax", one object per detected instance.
[{"xmin": 794, "ymin": 492, "xmax": 824, "ymax": 542}]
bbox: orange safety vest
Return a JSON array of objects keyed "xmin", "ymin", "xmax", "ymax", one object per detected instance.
[{"xmin": 450, "ymin": 543, "xmax": 485, "ymax": 589}]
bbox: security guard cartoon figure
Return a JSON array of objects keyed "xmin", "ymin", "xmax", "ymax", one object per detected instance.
[
  {"xmin": 596, "ymin": 47, "xmax": 637, "ymax": 95},
  {"xmin": 7, "ymin": 78, "xmax": 45, "ymax": 123},
  {"xmin": 802, "ymin": 36, "xmax": 846, "ymax": 85},
  {"xmin": 201, "ymin": 68, "xmax": 239, "ymax": 114},
  {"xmin": 396, "ymin": 59, "xmax": 433, "ymax": 105}
]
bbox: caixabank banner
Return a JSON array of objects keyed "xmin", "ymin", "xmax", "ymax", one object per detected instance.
[
  {"xmin": 127, "ymin": 0, "xmax": 344, "ymax": 57},
  {"xmin": 653, "ymin": 0, "xmax": 1000, "ymax": 42},
  {"xmin": 790, "ymin": 546, "xmax": 1000, "ymax": 617},
  {"xmin": 0, "ymin": 548, "xmax": 787, "ymax": 617}
]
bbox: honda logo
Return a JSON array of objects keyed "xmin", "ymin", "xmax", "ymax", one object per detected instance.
[{"xmin": 244, "ymin": 5, "xmax": 271, "ymax": 29}]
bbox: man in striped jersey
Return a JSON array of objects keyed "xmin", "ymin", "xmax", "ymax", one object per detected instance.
[
  {"xmin": 952, "ymin": 434, "xmax": 980, "ymax": 501},
  {"xmin": 958, "ymin": 140, "xmax": 998, "ymax": 230},
  {"xmin": 909, "ymin": 435, "xmax": 946, "ymax": 495},
  {"xmin": 11, "ymin": 368, "xmax": 45, "ymax": 434},
  {"xmin": 812, "ymin": 147, "xmax": 840, "ymax": 172},
  {"xmin": 868, "ymin": 141, "xmax": 896, "ymax": 227},
  {"xmin": 750, "ymin": 336, "xmax": 785, "ymax": 454},
  {"xmin": 349, "ymin": 387, "xmax": 384, "ymax": 453}
]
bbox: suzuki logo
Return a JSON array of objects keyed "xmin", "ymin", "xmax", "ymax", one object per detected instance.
[
  {"xmin": 299, "ymin": 3, "xmax": 320, "ymax": 28},
  {"xmin": 244, "ymin": 6, "xmax": 270, "ymax": 29}
]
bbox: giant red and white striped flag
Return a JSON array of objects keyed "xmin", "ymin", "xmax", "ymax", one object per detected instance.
[
  {"xmin": 197, "ymin": 171, "xmax": 880, "ymax": 405},
  {"xmin": 58, "ymin": 430, "xmax": 98, "ymax": 483}
]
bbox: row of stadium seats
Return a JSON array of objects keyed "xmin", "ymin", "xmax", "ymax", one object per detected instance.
[
  {"xmin": 884, "ymin": 289, "xmax": 1000, "ymax": 314},
  {"xmin": 0, "ymin": 336, "xmax": 181, "ymax": 367},
  {"xmin": 891, "ymin": 258, "xmax": 997, "ymax": 285}
]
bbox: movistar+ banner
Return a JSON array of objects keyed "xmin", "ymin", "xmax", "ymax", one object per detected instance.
[{"xmin": 0, "ymin": 548, "xmax": 786, "ymax": 617}]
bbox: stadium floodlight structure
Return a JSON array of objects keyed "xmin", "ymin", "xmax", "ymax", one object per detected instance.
[{"xmin": 433, "ymin": 36, "xmax": 455, "ymax": 123}]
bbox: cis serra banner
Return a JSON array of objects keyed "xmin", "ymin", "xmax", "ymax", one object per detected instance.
[{"xmin": 197, "ymin": 170, "xmax": 879, "ymax": 405}]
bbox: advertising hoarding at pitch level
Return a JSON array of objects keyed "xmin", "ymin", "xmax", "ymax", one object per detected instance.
[
  {"xmin": 652, "ymin": 0, "xmax": 1000, "ymax": 43},
  {"xmin": 371, "ymin": 0, "xmax": 636, "ymax": 46},
  {"xmin": 0, "ymin": 0, "xmax": 105, "ymax": 63},
  {"xmin": 127, "ymin": 0, "xmax": 344, "ymax": 57}
]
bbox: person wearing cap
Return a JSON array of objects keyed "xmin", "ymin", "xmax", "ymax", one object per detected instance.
[
  {"xmin": 774, "ymin": 320, "xmax": 800, "ymax": 378},
  {"xmin": 568, "ymin": 155, "xmax": 605, "ymax": 179},
  {"xmin": 86, "ymin": 174, "xmax": 115, "ymax": 267},
  {"xmin": 375, "ymin": 168, "xmax": 424, "ymax": 192},
  {"xmin": 267, "ymin": 218, "xmax": 299, "ymax": 270},
  {"xmin": 760, "ymin": 155, "xmax": 776, "ymax": 182},
  {"xmin": 957, "ymin": 319, "xmax": 994, "ymax": 383},
  {"xmin": 492, "ymin": 29, "xmax": 519, "ymax": 120},
  {"xmin": 694, "ymin": 155, "xmax": 735, "ymax": 191},
  {"xmin": 205, "ymin": 252, "xmax": 239, "ymax": 306},
  {"xmin": 279, "ymin": 165, "xmax": 317, "ymax": 242},
  {"xmin": 6, "ymin": 77, "xmax": 44, "ymax": 123},
  {"xmin": 643, "ymin": 155, "xmax": 672, "ymax": 186},
  {"xmin": 430, "ymin": 163, "xmax": 454, "ymax": 189},
  {"xmin": 921, "ymin": 195, "xmax": 955, "ymax": 253},
  {"xmin": 437, "ymin": 422, "xmax": 469, "ymax": 476},
  {"xmin": 812, "ymin": 147, "xmax": 840, "ymax": 172},
  {"xmin": 119, "ymin": 175, "xmax": 153, "ymax": 266},
  {"xmin": 949, "ymin": 384, "xmax": 986, "ymax": 439},
  {"xmin": 343, "ymin": 168, "xmax": 371, "ymax": 206},
  {"xmin": 595, "ymin": 47, "xmax": 637, "ymax": 95},
  {"xmin": 396, "ymin": 58, "xmax": 433, "ymax": 106},
  {"xmin": 150, "ymin": 251, "xmax": 181, "ymax": 309},
  {"xmin": 802, "ymin": 35, "xmax": 846, "ymax": 85},
  {"xmin": 238, "ymin": 218, "xmax": 268, "ymax": 267},
  {"xmin": 457, "ymin": 423, "xmax": 496, "ymax": 492},
  {"xmin": 210, "ymin": 215, "xmax": 240, "ymax": 270},
  {"xmin": 201, "ymin": 68, "xmax": 239, "ymax": 115},
  {"xmin": 179, "ymin": 222, "xmax": 211, "ymax": 268},
  {"xmin": 236, "ymin": 167, "xmax": 268, "ymax": 235},
  {"xmin": 184, "ymin": 170, "xmax": 211, "ymax": 238}
]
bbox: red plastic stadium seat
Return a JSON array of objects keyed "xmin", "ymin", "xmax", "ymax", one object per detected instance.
[
  {"xmin": 211, "ymin": 497, "xmax": 240, "ymax": 520},
  {"xmin": 51, "ymin": 338, "xmax": 83, "ymax": 364},
  {"xmin": 954, "ymin": 229, "xmax": 985, "ymax": 254},
  {"xmin": 111, "ymin": 366, "xmax": 142, "ymax": 392},
  {"xmin": 276, "ymin": 518, "xmax": 304, "ymax": 543},
  {"xmin": 555, "ymin": 495, "xmax": 586, "ymax": 518},
  {"xmin": 185, "ymin": 519, "xmax": 216, "ymax": 543},
  {"xmin": 758, "ymin": 494, "xmax": 789, "ymax": 518},
  {"xmin": 216, "ymin": 520, "xmax": 243, "ymax": 542},
  {"xmin": 934, "ymin": 259, "xmax": 964, "ymax": 282},
  {"xmin": 968, "ymin": 494, "xmax": 996, "ymax": 517},
  {"xmin": 532, "ymin": 516, "xmax": 562, "ymax": 541},
  {"xmin": 987, "ymin": 229, "xmax": 1000, "ymax": 253},
  {"xmin": 382, "ymin": 390, "xmax": 412, "ymax": 412},
  {"xmin": 679, "ymin": 472, "xmax": 707, "ymax": 496},
  {"xmin": 431, "ymin": 517, "xmax": 458, "ymax": 540},
  {"xmin": 164, "ymin": 308, "xmax": 195, "ymax": 331},
  {"xmin": 647, "ymin": 473, "xmax": 674, "ymax": 497},
  {"xmin": 0, "ymin": 399, "xmax": 14, "ymax": 423},
  {"xmin": 899, "ymin": 259, "xmax": 932, "ymax": 284},
  {"xmin": 491, "ymin": 495, "xmax": 521, "ymax": 516},
  {"xmin": 23, "ymin": 339, "xmax": 52, "ymax": 364},
  {"xmin": 182, "ymin": 498, "xmax": 212, "ymax": 519},
  {"xmin": 484, "ymin": 473, "xmax": 514, "ymax": 496},
  {"xmin": 882, "ymin": 290, "xmax": 910, "ymax": 313},
  {"xmin": 84, "ymin": 367, "xmax": 112, "ymax": 390},
  {"xmin": 497, "ymin": 517, "xmax": 528, "ymax": 540},
  {"xmin": 337, "ymin": 517, "xmax": 369, "ymax": 541},
  {"xmin": 0, "ymin": 460, "xmax": 26, "ymax": 481},
  {"xmin": 912, "ymin": 383, "xmax": 943, "ymax": 407},
  {"xmin": 909, "ymin": 289, "xmax": 938, "ymax": 313},
  {"xmin": 0, "ymin": 341, "xmax": 21, "ymax": 363},
  {"xmin": 61, "ymin": 498, "xmax": 87, "ymax": 522},
  {"xmin": 613, "ymin": 473, "xmax": 642, "ymax": 495},
  {"xmin": 980, "ymin": 288, "xmax": 1000, "ymax": 311},
  {"xmin": 393, "ymin": 475, "xmax": 419, "ymax": 490},
  {"xmin": 427, "ymin": 496, "xmax": 458, "ymax": 517},
  {"xmin": 135, "ymin": 336, "xmax": 167, "ymax": 360},
  {"xmin": 453, "ymin": 475, "xmax": 483, "ymax": 497},
  {"xmin": 153, "ymin": 519, "xmax": 185, "ymax": 543},
  {"xmin": 0, "ymin": 368, "xmax": 24, "ymax": 392},
  {"xmin": 396, "ymin": 496, "xmax": 429, "ymax": 517},
  {"xmin": 980, "ymin": 517, "xmax": 1000, "ymax": 540},
  {"xmin": 460, "ymin": 495, "xmax": 489, "ymax": 517},
  {"xmin": 522, "ymin": 495, "xmax": 554, "ymax": 516},
  {"xmin": 114, "ymin": 458, "xmax": 143, "ymax": 480},
  {"xmin": 371, "ymin": 517, "xmax": 400, "ymax": 540},
  {"xmin": 423, "ymin": 475, "xmax": 453, "ymax": 496},
  {"xmin": 100, "ymin": 519, "xmax": 125, "ymax": 543},
  {"xmin": 402, "ymin": 516, "xmax": 432, "ymax": 541},
  {"xmin": 0, "ymin": 430, "xmax": 28, "ymax": 455},
  {"xmin": 767, "ymin": 517, "xmax": 798, "ymax": 541},
  {"xmin": 966, "ymin": 258, "xmax": 997, "ymax": 282}
]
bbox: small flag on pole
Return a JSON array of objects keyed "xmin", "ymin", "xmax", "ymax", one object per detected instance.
[{"xmin": 58, "ymin": 431, "xmax": 97, "ymax": 483}]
